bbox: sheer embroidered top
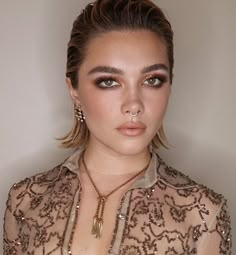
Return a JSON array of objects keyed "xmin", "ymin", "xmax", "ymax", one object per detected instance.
[{"xmin": 3, "ymin": 149, "xmax": 232, "ymax": 255}]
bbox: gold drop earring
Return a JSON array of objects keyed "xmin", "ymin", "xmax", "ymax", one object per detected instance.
[{"xmin": 75, "ymin": 105, "xmax": 85, "ymax": 123}]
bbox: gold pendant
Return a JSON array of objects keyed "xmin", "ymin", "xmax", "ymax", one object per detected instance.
[
  {"xmin": 91, "ymin": 196, "xmax": 106, "ymax": 239},
  {"xmin": 91, "ymin": 216, "xmax": 103, "ymax": 238}
]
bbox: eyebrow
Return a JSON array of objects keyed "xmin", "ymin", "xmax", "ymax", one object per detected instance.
[
  {"xmin": 141, "ymin": 64, "xmax": 169, "ymax": 73},
  {"xmin": 88, "ymin": 66, "xmax": 124, "ymax": 75},
  {"xmin": 87, "ymin": 63, "xmax": 169, "ymax": 76}
]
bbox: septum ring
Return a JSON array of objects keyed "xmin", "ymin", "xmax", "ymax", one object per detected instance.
[{"xmin": 129, "ymin": 111, "xmax": 138, "ymax": 117}]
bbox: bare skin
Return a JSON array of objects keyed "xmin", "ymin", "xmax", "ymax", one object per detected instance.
[
  {"xmin": 68, "ymin": 29, "xmax": 171, "ymax": 254},
  {"xmin": 71, "ymin": 169, "xmax": 144, "ymax": 255}
]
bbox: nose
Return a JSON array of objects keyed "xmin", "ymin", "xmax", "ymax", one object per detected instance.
[{"xmin": 121, "ymin": 86, "xmax": 144, "ymax": 116}]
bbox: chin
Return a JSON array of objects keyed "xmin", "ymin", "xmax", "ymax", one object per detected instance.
[
  {"xmin": 108, "ymin": 140, "xmax": 151, "ymax": 157},
  {"xmin": 89, "ymin": 133, "xmax": 153, "ymax": 156}
]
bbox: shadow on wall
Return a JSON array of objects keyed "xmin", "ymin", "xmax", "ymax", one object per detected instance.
[{"xmin": 159, "ymin": 124, "xmax": 234, "ymax": 193}]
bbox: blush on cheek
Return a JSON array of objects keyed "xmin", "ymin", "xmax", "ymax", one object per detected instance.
[
  {"xmin": 152, "ymin": 102, "xmax": 169, "ymax": 128},
  {"xmin": 83, "ymin": 102, "xmax": 110, "ymax": 125}
]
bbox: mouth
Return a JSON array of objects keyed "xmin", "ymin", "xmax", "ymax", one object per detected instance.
[{"xmin": 116, "ymin": 122, "xmax": 146, "ymax": 136}]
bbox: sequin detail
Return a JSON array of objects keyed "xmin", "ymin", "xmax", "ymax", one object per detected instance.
[{"xmin": 3, "ymin": 152, "xmax": 232, "ymax": 255}]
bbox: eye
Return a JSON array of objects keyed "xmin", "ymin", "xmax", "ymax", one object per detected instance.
[
  {"xmin": 95, "ymin": 77, "xmax": 120, "ymax": 88},
  {"xmin": 143, "ymin": 76, "xmax": 166, "ymax": 87}
]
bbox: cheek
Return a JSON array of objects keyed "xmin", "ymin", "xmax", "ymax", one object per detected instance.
[
  {"xmin": 148, "ymin": 89, "xmax": 170, "ymax": 121},
  {"xmin": 80, "ymin": 92, "xmax": 116, "ymax": 121}
]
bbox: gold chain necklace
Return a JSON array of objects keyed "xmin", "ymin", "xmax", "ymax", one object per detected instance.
[{"xmin": 81, "ymin": 153, "xmax": 149, "ymax": 239}]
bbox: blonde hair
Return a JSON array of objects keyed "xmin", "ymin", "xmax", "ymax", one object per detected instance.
[
  {"xmin": 60, "ymin": 0, "xmax": 174, "ymax": 150},
  {"xmin": 59, "ymin": 105, "xmax": 169, "ymax": 150}
]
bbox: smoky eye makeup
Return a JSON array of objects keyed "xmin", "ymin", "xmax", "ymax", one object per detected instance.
[
  {"xmin": 93, "ymin": 76, "xmax": 120, "ymax": 89},
  {"xmin": 92, "ymin": 73, "xmax": 168, "ymax": 89},
  {"xmin": 143, "ymin": 74, "xmax": 168, "ymax": 88}
]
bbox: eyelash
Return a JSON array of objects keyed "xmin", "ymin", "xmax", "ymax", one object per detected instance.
[
  {"xmin": 143, "ymin": 75, "xmax": 167, "ymax": 88},
  {"xmin": 94, "ymin": 77, "xmax": 120, "ymax": 89},
  {"xmin": 94, "ymin": 75, "xmax": 167, "ymax": 89}
]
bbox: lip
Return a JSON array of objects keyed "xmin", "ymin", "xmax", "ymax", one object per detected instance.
[
  {"xmin": 117, "ymin": 122, "xmax": 146, "ymax": 129},
  {"xmin": 116, "ymin": 122, "xmax": 146, "ymax": 136}
]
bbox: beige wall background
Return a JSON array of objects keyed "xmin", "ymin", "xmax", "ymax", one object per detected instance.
[{"xmin": 0, "ymin": 0, "xmax": 235, "ymax": 252}]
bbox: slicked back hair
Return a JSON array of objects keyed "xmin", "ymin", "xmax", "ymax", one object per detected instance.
[{"xmin": 61, "ymin": 0, "xmax": 174, "ymax": 149}]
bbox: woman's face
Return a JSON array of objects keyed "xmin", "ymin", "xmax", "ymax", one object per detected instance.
[{"xmin": 68, "ymin": 30, "xmax": 171, "ymax": 156}]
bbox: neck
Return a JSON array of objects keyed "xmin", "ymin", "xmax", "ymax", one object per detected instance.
[{"xmin": 81, "ymin": 145, "xmax": 151, "ymax": 176}]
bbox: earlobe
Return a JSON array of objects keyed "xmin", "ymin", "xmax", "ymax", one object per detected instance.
[{"xmin": 66, "ymin": 78, "xmax": 80, "ymax": 105}]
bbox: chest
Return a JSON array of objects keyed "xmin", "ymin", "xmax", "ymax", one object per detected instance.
[
  {"xmin": 70, "ymin": 187, "xmax": 125, "ymax": 255},
  {"xmin": 69, "ymin": 187, "xmax": 204, "ymax": 255},
  {"xmin": 18, "ymin": 185, "xmax": 205, "ymax": 255}
]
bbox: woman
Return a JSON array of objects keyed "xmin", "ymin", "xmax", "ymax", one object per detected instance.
[{"xmin": 3, "ymin": 0, "xmax": 232, "ymax": 254}]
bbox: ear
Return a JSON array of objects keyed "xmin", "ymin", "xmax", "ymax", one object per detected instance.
[{"xmin": 66, "ymin": 78, "xmax": 81, "ymax": 106}]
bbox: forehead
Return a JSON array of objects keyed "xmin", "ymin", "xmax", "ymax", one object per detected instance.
[{"xmin": 80, "ymin": 30, "xmax": 169, "ymax": 72}]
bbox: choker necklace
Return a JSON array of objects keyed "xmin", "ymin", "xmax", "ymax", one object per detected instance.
[{"xmin": 81, "ymin": 153, "xmax": 149, "ymax": 239}]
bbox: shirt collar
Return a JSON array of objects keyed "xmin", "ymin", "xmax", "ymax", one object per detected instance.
[{"xmin": 61, "ymin": 148, "xmax": 160, "ymax": 189}]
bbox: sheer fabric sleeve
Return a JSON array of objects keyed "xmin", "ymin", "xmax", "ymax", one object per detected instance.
[
  {"xmin": 197, "ymin": 199, "xmax": 232, "ymax": 254},
  {"xmin": 3, "ymin": 185, "xmax": 22, "ymax": 255}
]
